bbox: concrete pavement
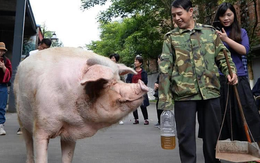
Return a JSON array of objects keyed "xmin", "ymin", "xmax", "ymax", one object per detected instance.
[{"xmin": 0, "ymin": 103, "xmax": 208, "ymax": 163}]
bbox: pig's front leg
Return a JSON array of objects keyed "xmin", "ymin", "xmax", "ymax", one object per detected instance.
[
  {"xmin": 61, "ymin": 139, "xmax": 76, "ymax": 163},
  {"xmin": 34, "ymin": 133, "xmax": 49, "ymax": 163}
]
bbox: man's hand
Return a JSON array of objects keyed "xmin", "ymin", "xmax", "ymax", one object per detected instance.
[
  {"xmin": 0, "ymin": 60, "xmax": 5, "ymax": 69},
  {"xmin": 0, "ymin": 60, "xmax": 6, "ymax": 73},
  {"xmin": 227, "ymin": 73, "xmax": 238, "ymax": 85},
  {"xmin": 154, "ymin": 83, "xmax": 159, "ymax": 90}
]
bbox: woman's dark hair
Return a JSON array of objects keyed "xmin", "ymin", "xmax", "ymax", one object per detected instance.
[
  {"xmin": 213, "ymin": 2, "xmax": 242, "ymax": 43},
  {"xmin": 135, "ymin": 55, "xmax": 143, "ymax": 64},
  {"xmin": 109, "ymin": 53, "xmax": 120, "ymax": 62},
  {"xmin": 171, "ymin": 0, "xmax": 192, "ymax": 11},
  {"xmin": 40, "ymin": 38, "xmax": 52, "ymax": 47}
]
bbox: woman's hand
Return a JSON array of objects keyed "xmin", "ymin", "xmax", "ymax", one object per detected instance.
[
  {"xmin": 216, "ymin": 28, "xmax": 229, "ymax": 42},
  {"xmin": 216, "ymin": 28, "xmax": 247, "ymax": 55}
]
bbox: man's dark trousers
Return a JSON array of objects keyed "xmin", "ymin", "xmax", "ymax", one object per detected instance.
[{"xmin": 175, "ymin": 98, "xmax": 221, "ymax": 163}]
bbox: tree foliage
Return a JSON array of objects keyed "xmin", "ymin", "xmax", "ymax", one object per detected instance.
[
  {"xmin": 82, "ymin": 0, "xmax": 174, "ymax": 66},
  {"xmin": 86, "ymin": 15, "xmax": 163, "ymax": 66},
  {"xmin": 81, "ymin": 0, "xmax": 172, "ymax": 25},
  {"xmin": 81, "ymin": 0, "xmax": 107, "ymax": 9},
  {"xmin": 82, "ymin": 0, "xmax": 260, "ymax": 72}
]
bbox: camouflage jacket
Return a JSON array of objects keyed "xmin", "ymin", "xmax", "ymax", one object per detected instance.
[{"xmin": 158, "ymin": 23, "xmax": 236, "ymax": 110}]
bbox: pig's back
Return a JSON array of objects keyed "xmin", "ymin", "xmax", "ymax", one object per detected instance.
[{"xmin": 15, "ymin": 47, "xmax": 94, "ymax": 96}]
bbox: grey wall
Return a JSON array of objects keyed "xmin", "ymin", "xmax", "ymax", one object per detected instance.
[{"xmin": 147, "ymin": 73, "xmax": 158, "ymax": 88}]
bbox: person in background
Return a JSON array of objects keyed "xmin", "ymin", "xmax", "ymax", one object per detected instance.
[
  {"xmin": 109, "ymin": 53, "xmax": 120, "ymax": 63},
  {"xmin": 0, "ymin": 42, "xmax": 12, "ymax": 136},
  {"xmin": 126, "ymin": 55, "xmax": 149, "ymax": 125},
  {"xmin": 109, "ymin": 53, "xmax": 124, "ymax": 125},
  {"xmin": 154, "ymin": 55, "xmax": 163, "ymax": 128},
  {"xmin": 252, "ymin": 77, "xmax": 260, "ymax": 111},
  {"xmin": 214, "ymin": 2, "xmax": 260, "ymax": 144},
  {"xmin": 17, "ymin": 38, "xmax": 52, "ymax": 135},
  {"xmin": 158, "ymin": 0, "xmax": 238, "ymax": 162},
  {"xmin": 28, "ymin": 38, "xmax": 52, "ymax": 56}
]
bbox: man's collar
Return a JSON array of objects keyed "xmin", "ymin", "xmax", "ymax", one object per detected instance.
[{"xmin": 177, "ymin": 23, "xmax": 203, "ymax": 34}]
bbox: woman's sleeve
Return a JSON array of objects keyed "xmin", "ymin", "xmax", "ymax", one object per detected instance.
[
  {"xmin": 142, "ymin": 71, "xmax": 148, "ymax": 85},
  {"xmin": 156, "ymin": 75, "xmax": 159, "ymax": 84},
  {"xmin": 126, "ymin": 74, "xmax": 131, "ymax": 83},
  {"xmin": 2, "ymin": 58, "xmax": 12, "ymax": 83},
  {"xmin": 241, "ymin": 29, "xmax": 250, "ymax": 54}
]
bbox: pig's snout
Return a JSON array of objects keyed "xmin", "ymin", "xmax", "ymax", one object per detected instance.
[
  {"xmin": 138, "ymin": 79, "xmax": 149, "ymax": 92},
  {"xmin": 118, "ymin": 80, "xmax": 148, "ymax": 103}
]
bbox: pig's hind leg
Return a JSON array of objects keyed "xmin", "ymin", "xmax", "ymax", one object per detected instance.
[
  {"xmin": 61, "ymin": 138, "xmax": 76, "ymax": 163},
  {"xmin": 21, "ymin": 128, "xmax": 35, "ymax": 163},
  {"xmin": 34, "ymin": 131, "xmax": 50, "ymax": 163}
]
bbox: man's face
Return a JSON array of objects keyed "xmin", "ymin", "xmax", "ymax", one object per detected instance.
[
  {"xmin": 0, "ymin": 50, "xmax": 6, "ymax": 57},
  {"xmin": 171, "ymin": 6, "xmax": 193, "ymax": 30},
  {"xmin": 38, "ymin": 43, "xmax": 50, "ymax": 50}
]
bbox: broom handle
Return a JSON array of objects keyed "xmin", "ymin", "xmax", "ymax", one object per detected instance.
[{"xmin": 223, "ymin": 49, "xmax": 251, "ymax": 142}]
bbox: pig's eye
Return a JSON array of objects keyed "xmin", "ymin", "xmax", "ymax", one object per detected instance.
[{"xmin": 106, "ymin": 80, "xmax": 117, "ymax": 88}]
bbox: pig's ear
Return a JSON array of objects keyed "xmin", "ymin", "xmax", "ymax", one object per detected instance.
[
  {"xmin": 80, "ymin": 64, "xmax": 114, "ymax": 85},
  {"xmin": 117, "ymin": 64, "xmax": 137, "ymax": 75}
]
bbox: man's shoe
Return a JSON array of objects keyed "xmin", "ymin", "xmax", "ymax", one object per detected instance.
[
  {"xmin": 133, "ymin": 119, "xmax": 139, "ymax": 124},
  {"xmin": 154, "ymin": 123, "xmax": 160, "ymax": 128},
  {"xmin": 0, "ymin": 124, "xmax": 6, "ymax": 135},
  {"xmin": 17, "ymin": 128, "xmax": 22, "ymax": 135},
  {"xmin": 144, "ymin": 120, "xmax": 149, "ymax": 125}
]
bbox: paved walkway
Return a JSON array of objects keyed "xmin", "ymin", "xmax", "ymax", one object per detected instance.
[{"xmin": 0, "ymin": 103, "xmax": 229, "ymax": 163}]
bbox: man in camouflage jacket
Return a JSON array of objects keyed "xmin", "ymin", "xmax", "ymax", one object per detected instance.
[{"xmin": 158, "ymin": 0, "xmax": 238, "ymax": 163}]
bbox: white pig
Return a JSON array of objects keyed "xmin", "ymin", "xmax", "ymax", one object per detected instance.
[{"xmin": 13, "ymin": 47, "xmax": 149, "ymax": 163}]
